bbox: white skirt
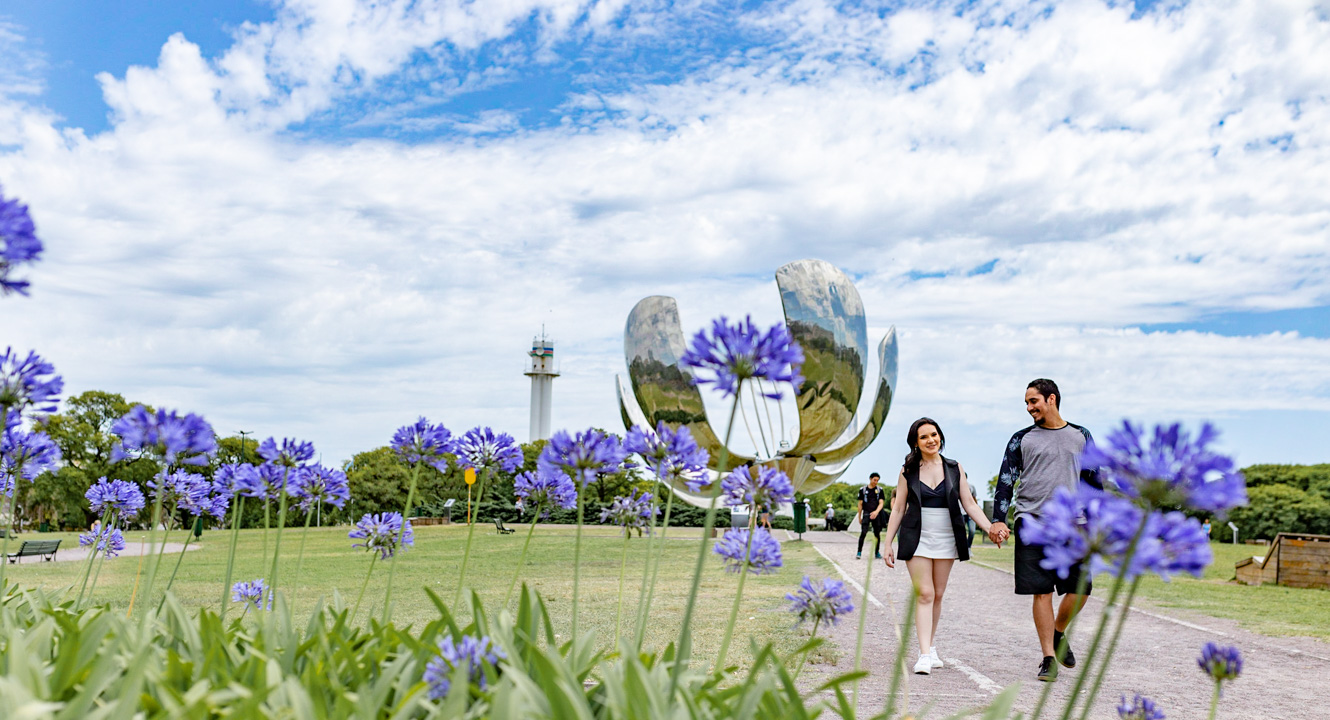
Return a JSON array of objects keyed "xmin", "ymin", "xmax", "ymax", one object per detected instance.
[{"xmin": 914, "ymin": 508, "xmax": 958, "ymax": 559}]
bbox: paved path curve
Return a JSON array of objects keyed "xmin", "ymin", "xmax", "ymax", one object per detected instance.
[
  {"xmin": 5, "ymin": 540, "xmax": 200, "ymax": 564},
  {"xmin": 796, "ymin": 530, "xmax": 1330, "ymax": 719}
]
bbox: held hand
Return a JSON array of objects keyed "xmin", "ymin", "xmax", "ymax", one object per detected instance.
[{"xmin": 989, "ymin": 521, "xmax": 1009, "ymax": 547}]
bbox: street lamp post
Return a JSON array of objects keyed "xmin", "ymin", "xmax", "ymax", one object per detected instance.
[{"xmin": 236, "ymin": 430, "xmax": 252, "ymax": 463}]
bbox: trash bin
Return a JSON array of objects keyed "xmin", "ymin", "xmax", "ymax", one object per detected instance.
[
  {"xmin": 193, "ymin": 516, "xmax": 204, "ymax": 539},
  {"xmin": 793, "ymin": 501, "xmax": 807, "ymax": 537}
]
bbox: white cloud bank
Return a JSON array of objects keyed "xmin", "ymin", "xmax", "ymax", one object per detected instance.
[{"xmin": 0, "ymin": 0, "xmax": 1327, "ymax": 473}]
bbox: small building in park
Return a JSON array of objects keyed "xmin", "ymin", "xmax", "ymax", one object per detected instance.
[{"xmin": 1235, "ymin": 532, "xmax": 1330, "ymax": 589}]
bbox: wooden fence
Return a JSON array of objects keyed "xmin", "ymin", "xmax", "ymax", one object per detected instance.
[{"xmin": 1235, "ymin": 532, "xmax": 1330, "ymax": 589}]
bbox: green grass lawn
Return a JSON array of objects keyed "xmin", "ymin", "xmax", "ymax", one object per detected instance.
[
  {"xmin": 4, "ymin": 523, "xmax": 837, "ymax": 669},
  {"xmin": 970, "ymin": 541, "xmax": 1330, "ymax": 640}
]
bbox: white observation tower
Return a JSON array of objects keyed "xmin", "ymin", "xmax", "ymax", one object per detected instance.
[{"xmin": 525, "ymin": 331, "xmax": 559, "ymax": 442}]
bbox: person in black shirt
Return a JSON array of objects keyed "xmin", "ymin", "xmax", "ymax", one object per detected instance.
[{"xmin": 856, "ymin": 472, "xmax": 888, "ymax": 559}]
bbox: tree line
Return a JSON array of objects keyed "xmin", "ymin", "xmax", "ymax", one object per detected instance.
[{"xmin": 18, "ymin": 390, "xmax": 645, "ymax": 531}]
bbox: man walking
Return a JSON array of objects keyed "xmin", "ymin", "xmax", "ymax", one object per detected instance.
[
  {"xmin": 856, "ymin": 472, "xmax": 888, "ymax": 560},
  {"xmin": 988, "ymin": 378, "xmax": 1101, "ymax": 682}
]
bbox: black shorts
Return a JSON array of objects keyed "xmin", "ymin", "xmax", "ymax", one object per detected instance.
[{"xmin": 1014, "ymin": 518, "xmax": 1093, "ymax": 596}]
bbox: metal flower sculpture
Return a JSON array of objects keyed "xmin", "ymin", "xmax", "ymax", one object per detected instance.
[{"xmin": 618, "ymin": 259, "xmax": 897, "ymax": 503}]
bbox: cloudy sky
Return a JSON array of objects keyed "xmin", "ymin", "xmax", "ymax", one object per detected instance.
[{"xmin": 1, "ymin": 0, "xmax": 1327, "ymax": 493}]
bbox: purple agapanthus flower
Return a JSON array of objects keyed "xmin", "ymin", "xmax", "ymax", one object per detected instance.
[
  {"xmin": 0, "ymin": 187, "xmax": 41, "ymax": 296},
  {"xmin": 349, "ymin": 512, "xmax": 413, "ymax": 560},
  {"xmin": 1153, "ymin": 511, "xmax": 1213, "ymax": 580},
  {"xmin": 290, "ymin": 463, "xmax": 350, "ymax": 510},
  {"xmin": 599, "ymin": 489, "xmax": 656, "ymax": 536},
  {"xmin": 456, "ymin": 427, "xmax": 523, "ymax": 475},
  {"xmin": 231, "ymin": 578, "xmax": 271, "ymax": 611},
  {"xmin": 714, "ymin": 527, "xmax": 783, "ymax": 574},
  {"xmin": 78, "ymin": 526, "xmax": 125, "ymax": 558},
  {"xmin": 721, "ymin": 464, "xmax": 794, "ymax": 512},
  {"xmin": 679, "ymin": 315, "xmax": 804, "ymax": 399},
  {"xmin": 786, "ymin": 576, "xmax": 855, "ymax": 627},
  {"xmin": 85, "ymin": 477, "xmax": 145, "ymax": 523},
  {"xmin": 1084, "ymin": 421, "xmax": 1247, "ymax": 516},
  {"xmin": 1117, "ymin": 693, "xmax": 1165, "ymax": 720},
  {"xmin": 148, "ymin": 470, "xmax": 212, "ymax": 519},
  {"xmin": 423, "ymin": 634, "xmax": 506, "ymax": 700},
  {"xmin": 391, "ymin": 418, "xmax": 455, "ymax": 472},
  {"xmin": 234, "ymin": 463, "xmax": 291, "ymax": 501},
  {"xmin": 538, "ymin": 429, "xmax": 631, "ymax": 487},
  {"xmin": 213, "ymin": 463, "xmax": 259, "ymax": 496},
  {"xmin": 1197, "ymin": 643, "xmax": 1242, "ymax": 684},
  {"xmin": 625, "ymin": 422, "xmax": 711, "ymax": 492},
  {"xmin": 111, "ymin": 406, "xmax": 216, "ymax": 467},
  {"xmin": 1018, "ymin": 486, "xmax": 1161, "ymax": 581},
  {"xmin": 0, "ymin": 348, "xmax": 63, "ymax": 417},
  {"xmin": 257, "ymin": 437, "xmax": 316, "ymax": 468},
  {"xmin": 513, "ymin": 470, "xmax": 577, "ymax": 518},
  {"xmin": 1, "ymin": 426, "xmax": 60, "ymax": 496}
]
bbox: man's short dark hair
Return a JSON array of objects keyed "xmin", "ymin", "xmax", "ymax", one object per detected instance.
[
  {"xmin": 869, "ymin": 472, "xmax": 880, "ymax": 480},
  {"xmin": 1027, "ymin": 378, "xmax": 1061, "ymax": 408}
]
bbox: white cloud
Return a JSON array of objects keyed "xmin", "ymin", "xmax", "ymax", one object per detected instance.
[{"xmin": 0, "ymin": 0, "xmax": 1328, "ymax": 468}]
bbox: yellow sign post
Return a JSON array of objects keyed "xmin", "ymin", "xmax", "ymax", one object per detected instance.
[{"xmin": 465, "ymin": 468, "xmax": 476, "ymax": 523}]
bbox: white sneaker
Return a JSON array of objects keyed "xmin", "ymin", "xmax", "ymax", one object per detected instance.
[
  {"xmin": 913, "ymin": 654, "xmax": 932, "ymax": 675},
  {"xmin": 929, "ymin": 646, "xmax": 944, "ymax": 668}
]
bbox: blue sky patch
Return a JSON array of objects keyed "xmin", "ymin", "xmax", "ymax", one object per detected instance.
[{"xmin": 1140, "ymin": 305, "xmax": 1330, "ymax": 339}]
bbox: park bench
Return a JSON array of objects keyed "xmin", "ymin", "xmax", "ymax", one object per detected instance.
[
  {"xmin": 1236, "ymin": 532, "xmax": 1330, "ymax": 589},
  {"xmin": 6, "ymin": 539, "xmax": 61, "ymax": 564},
  {"xmin": 494, "ymin": 518, "xmax": 515, "ymax": 535}
]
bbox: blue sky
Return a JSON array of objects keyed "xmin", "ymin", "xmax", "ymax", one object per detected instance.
[{"xmin": 1, "ymin": 0, "xmax": 1327, "ymax": 494}]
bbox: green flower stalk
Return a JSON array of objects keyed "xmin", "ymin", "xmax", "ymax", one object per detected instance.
[
  {"xmin": 455, "ymin": 426, "xmax": 524, "ymax": 608},
  {"xmin": 388, "ymin": 418, "xmax": 454, "ymax": 619},
  {"xmin": 536, "ymin": 428, "xmax": 631, "ymax": 641},
  {"xmin": 506, "ymin": 469, "xmax": 576, "ymax": 606},
  {"xmin": 349, "ymin": 512, "xmax": 413, "ymax": 622}
]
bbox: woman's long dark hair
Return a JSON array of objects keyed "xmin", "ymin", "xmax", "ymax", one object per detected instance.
[{"xmin": 903, "ymin": 417, "xmax": 946, "ymax": 472}]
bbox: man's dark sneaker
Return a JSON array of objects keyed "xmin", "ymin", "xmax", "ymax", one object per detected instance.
[
  {"xmin": 1053, "ymin": 630, "xmax": 1076, "ymax": 668},
  {"xmin": 856, "ymin": 552, "xmax": 862, "ymax": 559},
  {"xmin": 1037, "ymin": 656, "xmax": 1058, "ymax": 682},
  {"xmin": 875, "ymin": 553, "xmax": 883, "ymax": 559}
]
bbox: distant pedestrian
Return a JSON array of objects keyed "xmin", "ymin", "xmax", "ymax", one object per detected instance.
[
  {"xmin": 1202, "ymin": 519, "xmax": 1212, "ymax": 538},
  {"xmin": 825, "ymin": 503, "xmax": 836, "ymax": 531},
  {"xmin": 759, "ymin": 502, "xmax": 773, "ymax": 530},
  {"xmin": 857, "ymin": 472, "xmax": 888, "ymax": 559}
]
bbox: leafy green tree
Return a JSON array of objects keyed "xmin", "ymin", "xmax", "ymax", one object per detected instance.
[
  {"xmin": 31, "ymin": 391, "xmax": 158, "ymax": 528},
  {"xmin": 1241, "ymin": 464, "xmax": 1330, "ymax": 501},
  {"xmin": 1228, "ymin": 484, "xmax": 1330, "ymax": 540}
]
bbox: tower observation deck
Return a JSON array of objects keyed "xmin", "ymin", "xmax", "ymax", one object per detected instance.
[{"xmin": 524, "ymin": 333, "xmax": 559, "ymax": 442}]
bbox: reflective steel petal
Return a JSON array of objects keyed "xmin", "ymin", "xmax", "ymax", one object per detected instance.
[
  {"xmin": 623, "ymin": 295, "xmax": 752, "ymax": 471},
  {"xmin": 776, "ymin": 259, "xmax": 869, "ymax": 455},
  {"xmin": 803, "ymin": 327, "xmax": 897, "ymax": 467}
]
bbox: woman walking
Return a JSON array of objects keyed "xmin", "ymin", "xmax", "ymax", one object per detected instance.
[{"xmin": 882, "ymin": 417, "xmax": 995, "ymax": 675}]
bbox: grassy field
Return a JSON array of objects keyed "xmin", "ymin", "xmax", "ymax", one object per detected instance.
[
  {"xmin": 4, "ymin": 522, "xmax": 838, "ymax": 669},
  {"xmin": 971, "ymin": 541, "xmax": 1330, "ymax": 640}
]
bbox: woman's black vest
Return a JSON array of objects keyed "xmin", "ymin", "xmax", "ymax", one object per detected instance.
[{"xmin": 896, "ymin": 456, "xmax": 970, "ymax": 562}]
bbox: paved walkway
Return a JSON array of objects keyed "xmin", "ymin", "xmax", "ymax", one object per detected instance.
[
  {"xmin": 797, "ymin": 530, "xmax": 1330, "ymax": 719},
  {"xmin": 5, "ymin": 540, "xmax": 200, "ymax": 564}
]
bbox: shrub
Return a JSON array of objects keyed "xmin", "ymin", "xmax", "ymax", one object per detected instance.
[
  {"xmin": 1240, "ymin": 464, "xmax": 1330, "ymax": 501},
  {"xmin": 1227, "ymin": 484, "xmax": 1330, "ymax": 540}
]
